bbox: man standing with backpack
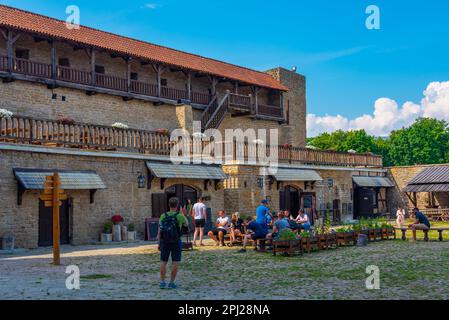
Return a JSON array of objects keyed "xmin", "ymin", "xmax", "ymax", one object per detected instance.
[{"xmin": 158, "ymin": 197, "xmax": 187, "ymax": 289}]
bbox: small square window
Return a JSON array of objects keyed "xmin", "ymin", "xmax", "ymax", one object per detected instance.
[
  {"xmin": 58, "ymin": 58, "xmax": 70, "ymax": 67},
  {"xmin": 15, "ymin": 49, "xmax": 30, "ymax": 60},
  {"xmin": 130, "ymin": 72, "xmax": 138, "ymax": 81},
  {"xmin": 95, "ymin": 65, "xmax": 105, "ymax": 74},
  {"xmin": 161, "ymin": 78, "xmax": 168, "ymax": 87}
]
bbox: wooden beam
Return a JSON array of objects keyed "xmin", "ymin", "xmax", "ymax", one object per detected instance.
[
  {"xmin": 186, "ymin": 71, "xmax": 192, "ymax": 101},
  {"xmin": 152, "ymin": 64, "xmax": 166, "ymax": 97},
  {"xmin": 127, "ymin": 58, "xmax": 132, "ymax": 92},
  {"xmin": 50, "ymin": 40, "xmax": 57, "ymax": 80},
  {"xmin": 90, "ymin": 48, "xmax": 96, "ymax": 86},
  {"xmin": 207, "ymin": 75, "xmax": 218, "ymax": 97}
]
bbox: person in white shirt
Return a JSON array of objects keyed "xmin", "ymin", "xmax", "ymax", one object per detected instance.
[
  {"xmin": 208, "ymin": 211, "xmax": 230, "ymax": 246},
  {"xmin": 192, "ymin": 197, "xmax": 207, "ymax": 247},
  {"xmin": 396, "ymin": 207, "xmax": 405, "ymax": 227}
]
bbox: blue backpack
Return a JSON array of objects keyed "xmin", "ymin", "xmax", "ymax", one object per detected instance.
[{"xmin": 160, "ymin": 212, "xmax": 181, "ymax": 243}]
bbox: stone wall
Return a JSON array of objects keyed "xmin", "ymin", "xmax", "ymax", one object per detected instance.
[
  {"xmin": 0, "ymin": 148, "xmax": 223, "ymax": 248},
  {"xmin": 266, "ymin": 67, "xmax": 307, "ymax": 148}
]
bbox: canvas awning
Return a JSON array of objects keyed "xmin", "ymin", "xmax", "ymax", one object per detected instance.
[
  {"xmin": 353, "ymin": 176, "xmax": 394, "ymax": 188},
  {"xmin": 273, "ymin": 168, "xmax": 323, "ymax": 182},
  {"xmin": 146, "ymin": 161, "xmax": 227, "ymax": 180},
  {"xmin": 403, "ymin": 166, "xmax": 449, "ymax": 193},
  {"xmin": 14, "ymin": 169, "xmax": 106, "ymax": 190}
]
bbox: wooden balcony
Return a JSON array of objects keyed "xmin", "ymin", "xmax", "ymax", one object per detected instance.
[
  {"xmin": 258, "ymin": 104, "xmax": 283, "ymax": 118},
  {"xmin": 0, "ymin": 56, "xmax": 211, "ymax": 106},
  {"xmin": 0, "ymin": 115, "xmax": 383, "ymax": 168}
]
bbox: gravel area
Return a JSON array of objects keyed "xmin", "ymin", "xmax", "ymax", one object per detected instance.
[{"xmin": 1, "ymin": 239, "xmax": 448, "ymax": 300}]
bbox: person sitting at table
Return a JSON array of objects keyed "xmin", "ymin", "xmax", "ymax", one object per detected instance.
[
  {"xmin": 237, "ymin": 217, "xmax": 269, "ymax": 253},
  {"xmin": 272, "ymin": 211, "xmax": 291, "ymax": 240},
  {"xmin": 229, "ymin": 212, "xmax": 245, "ymax": 246},
  {"xmin": 207, "ymin": 210, "xmax": 230, "ymax": 247},
  {"xmin": 295, "ymin": 209, "xmax": 311, "ymax": 231},
  {"xmin": 408, "ymin": 208, "xmax": 431, "ymax": 241}
]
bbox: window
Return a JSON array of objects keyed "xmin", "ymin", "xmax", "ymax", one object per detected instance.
[
  {"xmin": 15, "ymin": 49, "xmax": 30, "ymax": 60},
  {"xmin": 130, "ymin": 72, "xmax": 138, "ymax": 81},
  {"xmin": 161, "ymin": 78, "xmax": 168, "ymax": 87},
  {"xmin": 58, "ymin": 58, "xmax": 70, "ymax": 67},
  {"xmin": 95, "ymin": 65, "xmax": 105, "ymax": 74}
]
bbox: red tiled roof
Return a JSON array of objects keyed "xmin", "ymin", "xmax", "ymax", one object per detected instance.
[{"xmin": 0, "ymin": 5, "xmax": 288, "ymax": 91}]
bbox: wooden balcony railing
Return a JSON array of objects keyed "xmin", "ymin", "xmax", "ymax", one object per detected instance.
[
  {"xmin": 0, "ymin": 55, "xmax": 211, "ymax": 105},
  {"xmin": 13, "ymin": 58, "xmax": 52, "ymax": 78},
  {"xmin": 57, "ymin": 66, "xmax": 91, "ymax": 85},
  {"xmin": 228, "ymin": 93, "xmax": 251, "ymax": 110},
  {"xmin": 1, "ymin": 115, "xmax": 384, "ymax": 168},
  {"xmin": 258, "ymin": 104, "xmax": 283, "ymax": 118}
]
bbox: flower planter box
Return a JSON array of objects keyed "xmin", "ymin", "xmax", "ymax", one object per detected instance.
[
  {"xmin": 317, "ymin": 234, "xmax": 336, "ymax": 250},
  {"xmin": 369, "ymin": 228, "xmax": 383, "ymax": 241},
  {"xmin": 301, "ymin": 236, "xmax": 319, "ymax": 253},
  {"xmin": 382, "ymin": 228, "xmax": 395, "ymax": 240},
  {"xmin": 272, "ymin": 239, "xmax": 302, "ymax": 256},
  {"xmin": 101, "ymin": 233, "xmax": 112, "ymax": 243},
  {"xmin": 336, "ymin": 232, "xmax": 355, "ymax": 246}
]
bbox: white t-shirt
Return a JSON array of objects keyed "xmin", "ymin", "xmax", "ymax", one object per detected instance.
[
  {"xmin": 193, "ymin": 202, "xmax": 206, "ymax": 220},
  {"xmin": 217, "ymin": 216, "xmax": 230, "ymax": 230}
]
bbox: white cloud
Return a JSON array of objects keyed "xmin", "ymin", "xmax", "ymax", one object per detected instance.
[
  {"xmin": 143, "ymin": 3, "xmax": 160, "ymax": 9},
  {"xmin": 307, "ymin": 81, "xmax": 449, "ymax": 137}
]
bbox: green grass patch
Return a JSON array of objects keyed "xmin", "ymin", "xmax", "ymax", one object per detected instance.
[{"xmin": 80, "ymin": 274, "xmax": 113, "ymax": 280}]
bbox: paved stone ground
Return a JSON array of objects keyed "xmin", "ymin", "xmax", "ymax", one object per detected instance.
[{"xmin": 1, "ymin": 239, "xmax": 449, "ymax": 300}]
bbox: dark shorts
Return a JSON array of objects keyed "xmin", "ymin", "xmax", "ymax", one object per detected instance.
[
  {"xmin": 195, "ymin": 219, "xmax": 206, "ymax": 228},
  {"xmin": 211, "ymin": 228, "xmax": 227, "ymax": 236},
  {"xmin": 251, "ymin": 233, "xmax": 267, "ymax": 240},
  {"xmin": 160, "ymin": 241, "xmax": 182, "ymax": 262}
]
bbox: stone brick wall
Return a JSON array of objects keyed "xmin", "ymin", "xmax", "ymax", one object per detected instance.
[
  {"xmin": 266, "ymin": 67, "xmax": 307, "ymax": 148},
  {"xmin": 0, "ymin": 148, "xmax": 223, "ymax": 248}
]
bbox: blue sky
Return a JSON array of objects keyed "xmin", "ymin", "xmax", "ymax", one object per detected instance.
[{"xmin": 2, "ymin": 0, "xmax": 449, "ymax": 136}]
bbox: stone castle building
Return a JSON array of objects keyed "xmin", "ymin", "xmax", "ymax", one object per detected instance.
[{"xmin": 0, "ymin": 5, "xmax": 391, "ymax": 248}]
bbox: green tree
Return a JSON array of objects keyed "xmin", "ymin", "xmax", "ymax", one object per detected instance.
[
  {"xmin": 308, "ymin": 129, "xmax": 377, "ymax": 153},
  {"xmin": 388, "ymin": 118, "xmax": 449, "ymax": 166}
]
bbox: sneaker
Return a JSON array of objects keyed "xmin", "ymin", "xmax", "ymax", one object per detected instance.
[
  {"xmin": 160, "ymin": 281, "xmax": 167, "ymax": 289},
  {"xmin": 168, "ymin": 282, "xmax": 178, "ymax": 289},
  {"xmin": 200, "ymin": 243, "xmax": 205, "ymax": 246},
  {"xmin": 237, "ymin": 248, "xmax": 247, "ymax": 253}
]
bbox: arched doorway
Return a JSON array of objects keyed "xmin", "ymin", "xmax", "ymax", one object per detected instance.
[
  {"xmin": 279, "ymin": 186, "xmax": 300, "ymax": 218},
  {"xmin": 165, "ymin": 184, "xmax": 198, "ymax": 210}
]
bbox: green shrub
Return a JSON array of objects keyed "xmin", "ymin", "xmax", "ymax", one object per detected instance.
[
  {"xmin": 103, "ymin": 221, "xmax": 113, "ymax": 234},
  {"xmin": 278, "ymin": 229, "xmax": 297, "ymax": 241}
]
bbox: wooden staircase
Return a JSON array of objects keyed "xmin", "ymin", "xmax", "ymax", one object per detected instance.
[{"xmin": 200, "ymin": 92, "xmax": 253, "ymax": 131}]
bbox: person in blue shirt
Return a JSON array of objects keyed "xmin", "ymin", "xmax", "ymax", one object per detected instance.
[
  {"xmin": 256, "ymin": 199, "xmax": 271, "ymax": 225},
  {"xmin": 238, "ymin": 217, "xmax": 269, "ymax": 253},
  {"xmin": 409, "ymin": 208, "xmax": 431, "ymax": 241}
]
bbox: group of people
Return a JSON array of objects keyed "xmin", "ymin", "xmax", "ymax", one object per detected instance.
[{"xmin": 396, "ymin": 206, "xmax": 431, "ymax": 240}]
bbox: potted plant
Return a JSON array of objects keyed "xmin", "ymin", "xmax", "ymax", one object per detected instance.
[
  {"xmin": 101, "ymin": 221, "xmax": 113, "ymax": 243},
  {"xmin": 335, "ymin": 226, "xmax": 354, "ymax": 246},
  {"xmin": 381, "ymin": 221, "xmax": 395, "ymax": 240},
  {"xmin": 111, "ymin": 215, "xmax": 124, "ymax": 242},
  {"xmin": 272, "ymin": 229, "xmax": 300, "ymax": 256},
  {"xmin": 300, "ymin": 230, "xmax": 319, "ymax": 253},
  {"xmin": 127, "ymin": 223, "xmax": 137, "ymax": 241},
  {"xmin": 112, "ymin": 122, "xmax": 129, "ymax": 130},
  {"xmin": 0, "ymin": 108, "xmax": 13, "ymax": 119}
]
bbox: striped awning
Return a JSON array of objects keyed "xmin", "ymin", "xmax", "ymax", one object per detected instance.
[
  {"xmin": 353, "ymin": 176, "xmax": 394, "ymax": 188},
  {"xmin": 146, "ymin": 161, "xmax": 227, "ymax": 180},
  {"xmin": 14, "ymin": 169, "xmax": 106, "ymax": 190},
  {"xmin": 273, "ymin": 168, "xmax": 323, "ymax": 182}
]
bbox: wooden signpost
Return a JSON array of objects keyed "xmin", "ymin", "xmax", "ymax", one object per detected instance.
[{"xmin": 39, "ymin": 172, "xmax": 67, "ymax": 265}]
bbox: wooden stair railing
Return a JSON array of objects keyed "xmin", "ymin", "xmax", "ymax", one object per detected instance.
[{"xmin": 201, "ymin": 93, "xmax": 230, "ymax": 131}]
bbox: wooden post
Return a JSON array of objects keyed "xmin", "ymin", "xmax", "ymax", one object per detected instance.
[
  {"xmin": 52, "ymin": 172, "xmax": 61, "ymax": 265},
  {"xmin": 90, "ymin": 48, "xmax": 96, "ymax": 86},
  {"xmin": 253, "ymin": 86, "xmax": 259, "ymax": 115},
  {"xmin": 2, "ymin": 30, "xmax": 21, "ymax": 74},
  {"xmin": 208, "ymin": 75, "xmax": 218, "ymax": 97},
  {"xmin": 126, "ymin": 57, "xmax": 132, "ymax": 92},
  {"xmin": 50, "ymin": 40, "xmax": 57, "ymax": 79},
  {"xmin": 186, "ymin": 71, "xmax": 192, "ymax": 101},
  {"xmin": 152, "ymin": 64, "xmax": 164, "ymax": 97}
]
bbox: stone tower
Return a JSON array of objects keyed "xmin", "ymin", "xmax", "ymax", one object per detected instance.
[{"xmin": 266, "ymin": 67, "xmax": 307, "ymax": 148}]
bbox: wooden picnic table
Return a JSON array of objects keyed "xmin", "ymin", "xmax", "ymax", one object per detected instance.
[{"xmin": 395, "ymin": 227, "xmax": 449, "ymax": 241}]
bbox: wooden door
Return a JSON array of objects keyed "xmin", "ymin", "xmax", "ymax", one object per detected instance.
[
  {"xmin": 357, "ymin": 188, "xmax": 375, "ymax": 217},
  {"xmin": 152, "ymin": 193, "xmax": 167, "ymax": 218},
  {"xmin": 38, "ymin": 199, "xmax": 70, "ymax": 247}
]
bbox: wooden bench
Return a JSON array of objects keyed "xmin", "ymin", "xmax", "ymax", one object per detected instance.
[
  {"xmin": 395, "ymin": 227, "xmax": 449, "ymax": 241},
  {"xmin": 254, "ymin": 238, "xmax": 272, "ymax": 252}
]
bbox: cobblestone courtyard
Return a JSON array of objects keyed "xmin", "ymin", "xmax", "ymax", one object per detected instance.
[{"xmin": 1, "ymin": 239, "xmax": 449, "ymax": 300}]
